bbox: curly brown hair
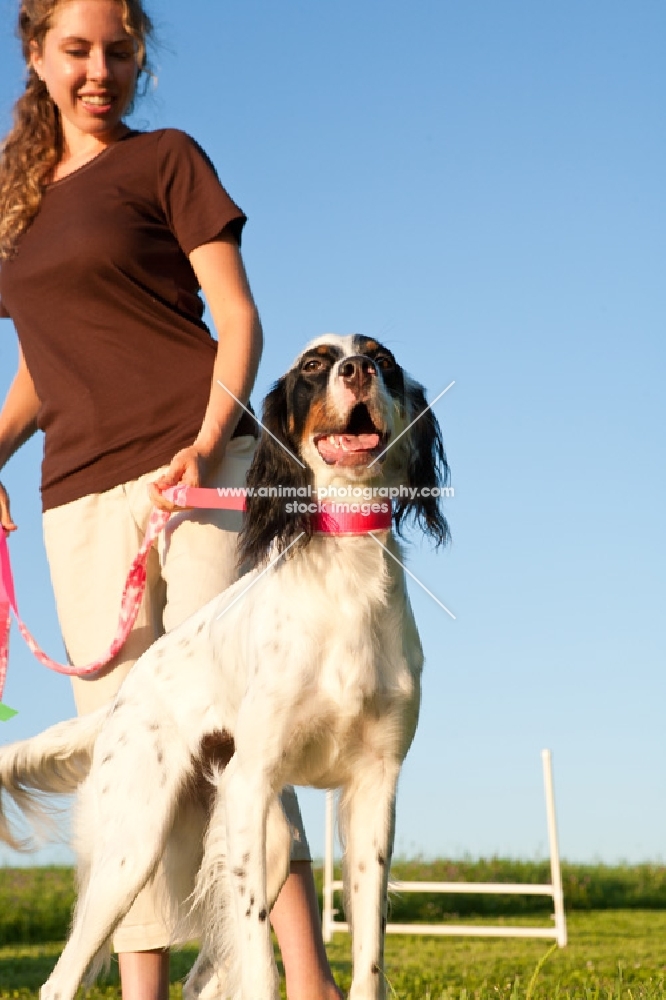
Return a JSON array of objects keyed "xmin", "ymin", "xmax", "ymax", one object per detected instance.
[{"xmin": 0, "ymin": 0, "xmax": 154, "ymax": 261}]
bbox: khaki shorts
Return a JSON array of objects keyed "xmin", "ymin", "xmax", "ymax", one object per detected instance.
[{"xmin": 42, "ymin": 437, "xmax": 310, "ymax": 953}]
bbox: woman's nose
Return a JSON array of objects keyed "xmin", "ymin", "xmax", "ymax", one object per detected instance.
[{"xmin": 87, "ymin": 47, "xmax": 112, "ymax": 81}]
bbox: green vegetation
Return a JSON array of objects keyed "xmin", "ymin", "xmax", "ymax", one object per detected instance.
[
  {"xmin": 1, "ymin": 865, "xmax": 665, "ymax": 998},
  {"xmin": 316, "ymin": 860, "xmax": 666, "ymax": 922},
  {"xmin": 0, "ymin": 912, "xmax": 664, "ymax": 999},
  {"xmin": 0, "ymin": 868, "xmax": 74, "ymax": 946},
  {"xmin": 3, "ymin": 861, "xmax": 664, "ymax": 947}
]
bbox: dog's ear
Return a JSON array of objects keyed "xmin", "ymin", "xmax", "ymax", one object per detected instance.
[
  {"xmin": 393, "ymin": 380, "xmax": 451, "ymax": 547},
  {"xmin": 239, "ymin": 375, "xmax": 313, "ymax": 568}
]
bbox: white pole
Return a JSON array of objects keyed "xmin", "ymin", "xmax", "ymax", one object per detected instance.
[
  {"xmin": 322, "ymin": 790, "xmax": 335, "ymax": 942},
  {"xmin": 542, "ymin": 749, "xmax": 567, "ymax": 947}
]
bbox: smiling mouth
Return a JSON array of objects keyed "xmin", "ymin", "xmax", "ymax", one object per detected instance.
[
  {"xmin": 79, "ymin": 94, "xmax": 115, "ymax": 109},
  {"xmin": 314, "ymin": 404, "xmax": 387, "ymax": 467}
]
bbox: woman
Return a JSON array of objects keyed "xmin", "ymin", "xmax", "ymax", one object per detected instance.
[{"xmin": 0, "ymin": 2, "xmax": 341, "ymax": 999}]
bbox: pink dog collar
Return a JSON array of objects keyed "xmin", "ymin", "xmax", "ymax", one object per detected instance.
[{"xmin": 311, "ymin": 503, "xmax": 392, "ymax": 535}]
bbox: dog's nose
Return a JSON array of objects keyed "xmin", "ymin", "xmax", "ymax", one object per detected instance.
[{"xmin": 337, "ymin": 355, "xmax": 378, "ymax": 392}]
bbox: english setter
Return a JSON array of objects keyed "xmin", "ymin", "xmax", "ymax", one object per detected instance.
[{"xmin": 0, "ymin": 334, "xmax": 449, "ymax": 1000}]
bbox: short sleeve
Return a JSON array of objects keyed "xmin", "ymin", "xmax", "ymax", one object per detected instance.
[{"xmin": 156, "ymin": 130, "xmax": 247, "ymax": 256}]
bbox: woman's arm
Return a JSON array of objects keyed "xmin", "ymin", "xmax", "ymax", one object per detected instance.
[
  {"xmin": 150, "ymin": 233, "xmax": 263, "ymax": 509},
  {"xmin": 190, "ymin": 233, "xmax": 263, "ymax": 464},
  {"xmin": 0, "ymin": 343, "xmax": 41, "ymax": 531}
]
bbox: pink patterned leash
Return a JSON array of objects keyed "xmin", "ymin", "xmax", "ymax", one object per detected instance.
[{"xmin": 0, "ymin": 486, "xmax": 243, "ymax": 721}]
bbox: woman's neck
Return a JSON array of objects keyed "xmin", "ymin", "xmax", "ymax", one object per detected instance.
[{"xmin": 52, "ymin": 123, "xmax": 130, "ymax": 183}]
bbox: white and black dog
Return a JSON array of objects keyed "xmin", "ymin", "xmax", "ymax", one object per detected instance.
[{"xmin": 0, "ymin": 334, "xmax": 449, "ymax": 1000}]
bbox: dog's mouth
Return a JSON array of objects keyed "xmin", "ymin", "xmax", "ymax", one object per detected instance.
[{"xmin": 314, "ymin": 404, "xmax": 387, "ymax": 467}]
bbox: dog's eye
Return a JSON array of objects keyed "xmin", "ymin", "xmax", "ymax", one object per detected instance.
[
  {"xmin": 375, "ymin": 354, "xmax": 395, "ymax": 372},
  {"xmin": 302, "ymin": 358, "xmax": 326, "ymax": 373}
]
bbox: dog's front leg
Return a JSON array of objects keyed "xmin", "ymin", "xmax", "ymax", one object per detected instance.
[
  {"xmin": 224, "ymin": 754, "xmax": 280, "ymax": 1000},
  {"xmin": 341, "ymin": 760, "xmax": 400, "ymax": 1000}
]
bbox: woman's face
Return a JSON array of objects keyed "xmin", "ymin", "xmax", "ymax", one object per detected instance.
[{"xmin": 31, "ymin": 0, "xmax": 139, "ymax": 150}]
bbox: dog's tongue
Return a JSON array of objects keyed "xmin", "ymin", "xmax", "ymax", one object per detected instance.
[{"xmin": 316, "ymin": 433, "xmax": 380, "ymax": 465}]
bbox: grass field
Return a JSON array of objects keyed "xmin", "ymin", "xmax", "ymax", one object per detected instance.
[
  {"xmin": 1, "ymin": 866, "xmax": 665, "ymax": 998},
  {"xmin": 1, "ymin": 911, "xmax": 664, "ymax": 999}
]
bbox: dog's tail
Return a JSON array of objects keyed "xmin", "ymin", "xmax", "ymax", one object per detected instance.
[{"xmin": 0, "ymin": 708, "xmax": 106, "ymax": 850}]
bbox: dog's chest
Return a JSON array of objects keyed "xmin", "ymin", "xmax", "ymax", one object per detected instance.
[
  {"xmin": 249, "ymin": 542, "xmax": 419, "ymax": 700},
  {"xmin": 283, "ymin": 646, "xmax": 419, "ymax": 788},
  {"xmin": 260, "ymin": 550, "xmax": 422, "ymax": 787},
  {"xmin": 316, "ymin": 610, "xmax": 414, "ymax": 705}
]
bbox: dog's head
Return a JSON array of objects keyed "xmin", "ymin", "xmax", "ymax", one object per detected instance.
[{"xmin": 239, "ymin": 334, "xmax": 450, "ymax": 566}]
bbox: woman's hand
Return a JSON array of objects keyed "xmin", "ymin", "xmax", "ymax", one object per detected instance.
[
  {"xmin": 148, "ymin": 445, "xmax": 213, "ymax": 512},
  {"xmin": 0, "ymin": 482, "xmax": 17, "ymax": 534}
]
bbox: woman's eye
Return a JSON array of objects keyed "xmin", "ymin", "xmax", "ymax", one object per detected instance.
[{"xmin": 66, "ymin": 49, "xmax": 88, "ymax": 57}]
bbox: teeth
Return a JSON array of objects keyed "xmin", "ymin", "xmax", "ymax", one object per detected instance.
[
  {"xmin": 328, "ymin": 435, "xmax": 340, "ymax": 448},
  {"xmin": 339, "ymin": 437, "xmax": 349, "ymax": 451},
  {"xmin": 82, "ymin": 95, "xmax": 112, "ymax": 105}
]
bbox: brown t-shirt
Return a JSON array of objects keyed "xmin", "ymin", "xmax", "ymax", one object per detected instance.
[{"xmin": 0, "ymin": 128, "xmax": 256, "ymax": 511}]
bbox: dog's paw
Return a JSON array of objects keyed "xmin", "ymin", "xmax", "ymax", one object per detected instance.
[{"xmin": 40, "ymin": 983, "xmax": 65, "ymax": 1000}]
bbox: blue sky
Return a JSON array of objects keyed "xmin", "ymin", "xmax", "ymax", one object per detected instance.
[{"xmin": 0, "ymin": 0, "xmax": 664, "ymax": 866}]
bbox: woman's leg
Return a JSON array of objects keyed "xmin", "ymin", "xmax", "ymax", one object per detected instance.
[
  {"xmin": 271, "ymin": 862, "xmax": 343, "ymax": 1000},
  {"xmin": 117, "ymin": 952, "xmax": 170, "ymax": 1000}
]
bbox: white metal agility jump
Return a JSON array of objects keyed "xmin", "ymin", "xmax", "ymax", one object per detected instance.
[{"xmin": 322, "ymin": 748, "xmax": 567, "ymax": 947}]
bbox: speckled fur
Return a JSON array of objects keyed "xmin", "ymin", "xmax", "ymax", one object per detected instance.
[{"xmin": 0, "ymin": 335, "xmax": 449, "ymax": 1000}]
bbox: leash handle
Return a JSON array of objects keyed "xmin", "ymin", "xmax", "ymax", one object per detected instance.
[{"xmin": 162, "ymin": 485, "xmax": 246, "ymax": 511}]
